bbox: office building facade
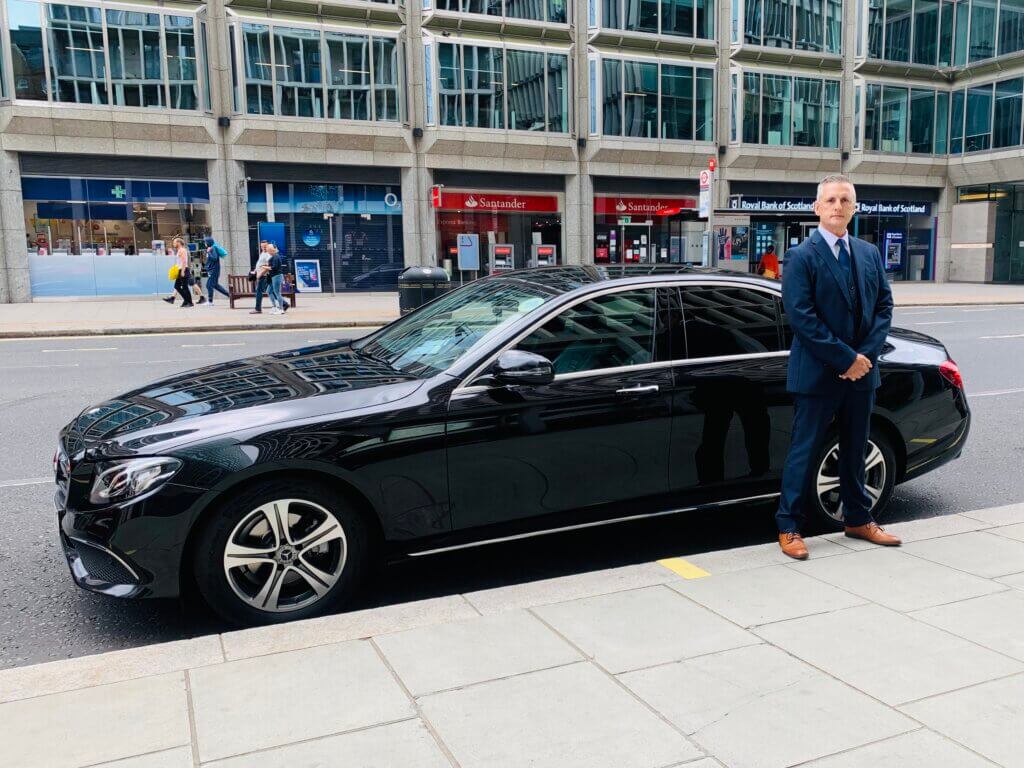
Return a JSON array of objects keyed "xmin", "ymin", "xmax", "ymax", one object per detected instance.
[{"xmin": 1, "ymin": 0, "xmax": 1023, "ymax": 301}]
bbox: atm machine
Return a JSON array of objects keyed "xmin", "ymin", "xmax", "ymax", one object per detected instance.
[
  {"xmin": 529, "ymin": 244, "xmax": 557, "ymax": 268},
  {"xmin": 489, "ymin": 243, "xmax": 515, "ymax": 273}
]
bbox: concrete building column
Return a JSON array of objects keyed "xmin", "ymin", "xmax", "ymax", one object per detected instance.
[
  {"xmin": 0, "ymin": 150, "xmax": 30, "ymax": 303},
  {"xmin": 403, "ymin": 165, "xmax": 437, "ymax": 268},
  {"xmin": 564, "ymin": 172, "xmax": 588, "ymax": 265},
  {"xmin": 934, "ymin": 182, "xmax": 956, "ymax": 282}
]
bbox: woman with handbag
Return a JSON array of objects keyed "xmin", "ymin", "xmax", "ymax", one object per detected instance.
[{"xmin": 172, "ymin": 237, "xmax": 194, "ymax": 307}]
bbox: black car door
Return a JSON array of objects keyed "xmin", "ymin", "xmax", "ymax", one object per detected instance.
[
  {"xmin": 667, "ymin": 283, "xmax": 792, "ymax": 503},
  {"xmin": 446, "ymin": 287, "xmax": 675, "ymax": 532}
]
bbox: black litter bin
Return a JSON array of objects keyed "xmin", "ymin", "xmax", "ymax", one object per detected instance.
[{"xmin": 398, "ymin": 266, "xmax": 453, "ymax": 314}]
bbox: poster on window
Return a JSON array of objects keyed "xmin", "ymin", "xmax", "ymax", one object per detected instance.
[
  {"xmin": 294, "ymin": 259, "xmax": 322, "ymax": 292},
  {"xmin": 884, "ymin": 231, "xmax": 904, "ymax": 269}
]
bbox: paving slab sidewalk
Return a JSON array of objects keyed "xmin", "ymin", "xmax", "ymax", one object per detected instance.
[
  {"xmin": 3, "ymin": 502, "xmax": 1024, "ymax": 768},
  {"xmin": 2, "ymin": 282, "xmax": 1023, "ymax": 339}
]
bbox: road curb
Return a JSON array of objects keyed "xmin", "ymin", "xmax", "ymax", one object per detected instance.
[{"xmin": 0, "ymin": 319, "xmax": 397, "ymax": 340}]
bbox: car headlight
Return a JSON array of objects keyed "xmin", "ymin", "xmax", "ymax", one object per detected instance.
[{"xmin": 89, "ymin": 457, "xmax": 182, "ymax": 505}]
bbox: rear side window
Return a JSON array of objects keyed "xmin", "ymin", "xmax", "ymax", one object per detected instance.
[
  {"xmin": 680, "ymin": 286, "xmax": 783, "ymax": 358},
  {"xmin": 516, "ymin": 289, "xmax": 666, "ymax": 375}
]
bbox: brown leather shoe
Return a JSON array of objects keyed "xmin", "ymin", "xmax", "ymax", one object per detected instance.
[
  {"xmin": 779, "ymin": 532, "xmax": 809, "ymax": 560},
  {"xmin": 845, "ymin": 522, "xmax": 901, "ymax": 546}
]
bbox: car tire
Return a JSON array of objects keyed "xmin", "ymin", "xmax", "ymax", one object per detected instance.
[
  {"xmin": 193, "ymin": 479, "xmax": 369, "ymax": 626},
  {"xmin": 807, "ymin": 430, "xmax": 897, "ymax": 532}
]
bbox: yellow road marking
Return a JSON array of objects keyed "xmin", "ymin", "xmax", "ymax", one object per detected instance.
[{"xmin": 657, "ymin": 557, "xmax": 710, "ymax": 579}]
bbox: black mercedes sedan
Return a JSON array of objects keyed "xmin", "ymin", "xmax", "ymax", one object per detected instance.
[{"xmin": 55, "ymin": 266, "xmax": 970, "ymax": 624}]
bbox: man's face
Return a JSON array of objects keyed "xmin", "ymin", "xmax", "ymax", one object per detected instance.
[{"xmin": 814, "ymin": 182, "xmax": 857, "ymax": 234}]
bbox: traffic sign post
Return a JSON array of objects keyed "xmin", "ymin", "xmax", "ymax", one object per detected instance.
[{"xmin": 699, "ymin": 163, "xmax": 716, "ymax": 266}]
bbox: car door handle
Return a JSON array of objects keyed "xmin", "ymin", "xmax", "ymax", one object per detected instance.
[{"xmin": 616, "ymin": 385, "xmax": 660, "ymax": 396}]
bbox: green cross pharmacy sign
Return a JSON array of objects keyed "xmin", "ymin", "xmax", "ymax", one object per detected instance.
[{"xmin": 111, "ymin": 185, "xmax": 127, "ymax": 199}]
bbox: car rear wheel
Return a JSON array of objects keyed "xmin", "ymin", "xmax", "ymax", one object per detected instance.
[
  {"xmin": 809, "ymin": 432, "xmax": 897, "ymax": 531},
  {"xmin": 194, "ymin": 480, "xmax": 368, "ymax": 626}
]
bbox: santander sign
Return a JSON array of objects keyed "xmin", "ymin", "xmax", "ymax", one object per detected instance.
[
  {"xmin": 595, "ymin": 196, "xmax": 698, "ymax": 216},
  {"xmin": 441, "ymin": 192, "xmax": 559, "ymax": 213}
]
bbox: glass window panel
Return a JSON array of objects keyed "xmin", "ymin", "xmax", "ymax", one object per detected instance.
[
  {"xmin": 954, "ymin": 0, "xmax": 969, "ymax": 65},
  {"xmin": 463, "ymin": 0, "xmax": 502, "ymax": 15},
  {"xmin": 865, "ymin": 82, "xmax": 881, "ymax": 149},
  {"xmin": 823, "ymin": 79, "xmax": 839, "ymax": 147},
  {"xmin": 546, "ymin": 53, "xmax": 569, "ymax": 132},
  {"xmin": 826, "ymin": 0, "xmax": 842, "ymax": 52},
  {"xmin": 622, "ymin": 59, "xmax": 658, "ymax": 138},
  {"xmin": 993, "ymin": 78, "xmax": 1023, "ymax": 148},
  {"xmin": 463, "ymin": 45, "xmax": 503, "ymax": 129},
  {"xmin": 745, "ymin": 0, "xmax": 763, "ymax": 43},
  {"xmin": 881, "ymin": 85, "xmax": 908, "ymax": 152},
  {"xmin": 373, "ymin": 38, "xmax": 400, "ymax": 122},
  {"xmin": 602, "ymin": 58, "xmax": 621, "ymax": 135},
  {"xmin": 950, "ymin": 89, "xmax": 964, "ymax": 153},
  {"xmin": 7, "ymin": 0, "xmax": 46, "ymax": 100},
  {"xmin": 731, "ymin": 71, "xmax": 738, "ymax": 141},
  {"xmin": 796, "ymin": 0, "xmax": 824, "ymax": 51},
  {"xmin": 969, "ymin": 0, "xmax": 996, "ymax": 61},
  {"xmin": 868, "ymin": 0, "xmax": 883, "ymax": 57},
  {"xmin": 965, "ymin": 85, "xmax": 992, "ymax": 151},
  {"xmin": 663, "ymin": 0, "xmax": 695, "ymax": 36},
  {"xmin": 590, "ymin": 58, "xmax": 598, "ymax": 132},
  {"xmin": 603, "ymin": 0, "xmax": 621, "ymax": 28},
  {"xmin": 999, "ymin": 0, "xmax": 1024, "ymax": 56},
  {"xmin": 682, "ymin": 286, "xmax": 783, "ymax": 356},
  {"xmin": 46, "ymin": 3, "xmax": 106, "ymax": 104},
  {"xmin": 696, "ymin": 67, "xmax": 714, "ymax": 140},
  {"xmin": 165, "ymin": 15, "xmax": 198, "ymax": 110},
  {"xmin": 935, "ymin": 90, "xmax": 949, "ymax": 152},
  {"xmin": 853, "ymin": 83, "xmax": 862, "ymax": 149},
  {"xmin": 884, "ymin": 0, "xmax": 912, "ymax": 61},
  {"xmin": 763, "ymin": 0, "xmax": 792, "ymax": 47},
  {"xmin": 792, "ymin": 76, "xmax": 822, "ymax": 146},
  {"xmin": 913, "ymin": 0, "xmax": 938, "ymax": 64},
  {"xmin": 624, "ymin": 0, "xmax": 659, "ymax": 32},
  {"xmin": 548, "ymin": 0, "xmax": 568, "ymax": 22},
  {"xmin": 507, "ymin": 49, "xmax": 545, "ymax": 131},
  {"xmin": 106, "ymin": 10, "xmax": 163, "ymax": 108},
  {"xmin": 228, "ymin": 23, "xmax": 239, "ymax": 112},
  {"xmin": 696, "ymin": 0, "xmax": 714, "ymax": 37},
  {"xmin": 200, "ymin": 22, "xmax": 211, "ymax": 111},
  {"xmin": 505, "ymin": 0, "xmax": 543, "ymax": 20},
  {"xmin": 242, "ymin": 23, "xmax": 272, "ymax": 115},
  {"xmin": 661, "ymin": 64, "xmax": 693, "ymax": 140},
  {"xmin": 761, "ymin": 74, "xmax": 791, "ymax": 144},
  {"xmin": 938, "ymin": 0, "xmax": 953, "ymax": 64},
  {"xmin": 438, "ymin": 42, "xmax": 462, "ymax": 126},
  {"xmin": 517, "ymin": 290, "xmax": 659, "ymax": 374},
  {"xmin": 743, "ymin": 71, "xmax": 760, "ymax": 142},
  {"xmin": 434, "ymin": 0, "xmax": 459, "ymax": 9},
  {"xmin": 909, "ymin": 88, "xmax": 935, "ymax": 152},
  {"xmin": 325, "ymin": 32, "xmax": 369, "ymax": 121},
  {"xmin": 273, "ymin": 26, "xmax": 322, "ymax": 118}
]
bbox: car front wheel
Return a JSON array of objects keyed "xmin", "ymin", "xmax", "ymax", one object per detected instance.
[
  {"xmin": 194, "ymin": 480, "xmax": 368, "ymax": 626},
  {"xmin": 809, "ymin": 432, "xmax": 897, "ymax": 531}
]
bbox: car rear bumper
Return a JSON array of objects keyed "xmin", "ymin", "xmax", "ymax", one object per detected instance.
[{"xmin": 901, "ymin": 408, "xmax": 970, "ymax": 484}]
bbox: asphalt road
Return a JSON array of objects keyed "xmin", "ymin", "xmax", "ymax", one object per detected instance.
[{"xmin": 2, "ymin": 307, "xmax": 1023, "ymax": 669}]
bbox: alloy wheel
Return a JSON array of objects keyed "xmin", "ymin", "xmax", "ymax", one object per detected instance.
[
  {"xmin": 222, "ymin": 498, "xmax": 347, "ymax": 613},
  {"xmin": 815, "ymin": 440, "xmax": 888, "ymax": 525}
]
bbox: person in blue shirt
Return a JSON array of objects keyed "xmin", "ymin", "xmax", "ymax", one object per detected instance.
[{"xmin": 204, "ymin": 236, "xmax": 231, "ymax": 305}]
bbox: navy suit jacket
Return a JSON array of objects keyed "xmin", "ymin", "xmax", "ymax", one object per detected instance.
[{"xmin": 781, "ymin": 230, "xmax": 894, "ymax": 395}]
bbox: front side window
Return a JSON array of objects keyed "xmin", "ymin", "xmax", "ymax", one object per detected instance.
[
  {"xmin": 47, "ymin": 4, "xmax": 106, "ymax": 104},
  {"xmin": 682, "ymin": 286, "xmax": 782, "ymax": 357},
  {"xmin": 516, "ymin": 289, "xmax": 661, "ymax": 375}
]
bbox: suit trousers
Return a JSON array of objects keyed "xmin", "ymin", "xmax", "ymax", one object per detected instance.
[{"xmin": 776, "ymin": 386, "xmax": 876, "ymax": 533}]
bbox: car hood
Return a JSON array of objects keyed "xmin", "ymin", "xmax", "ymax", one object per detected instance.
[{"xmin": 61, "ymin": 342, "xmax": 422, "ymax": 458}]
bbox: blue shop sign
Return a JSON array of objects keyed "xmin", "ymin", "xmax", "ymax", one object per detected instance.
[
  {"xmin": 21, "ymin": 176, "xmax": 210, "ymax": 204},
  {"xmin": 248, "ymin": 182, "xmax": 403, "ymax": 216},
  {"xmin": 733, "ymin": 196, "xmax": 932, "ymax": 216}
]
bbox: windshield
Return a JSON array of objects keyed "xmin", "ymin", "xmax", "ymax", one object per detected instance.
[{"xmin": 353, "ymin": 279, "xmax": 554, "ymax": 377}]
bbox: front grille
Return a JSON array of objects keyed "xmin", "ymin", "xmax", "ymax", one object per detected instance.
[{"xmin": 74, "ymin": 540, "xmax": 138, "ymax": 585}]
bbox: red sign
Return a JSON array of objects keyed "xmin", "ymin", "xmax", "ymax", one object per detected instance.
[
  {"xmin": 493, "ymin": 245, "xmax": 513, "ymax": 256},
  {"xmin": 536, "ymin": 246, "xmax": 555, "ymax": 256},
  {"xmin": 708, "ymin": 158, "xmax": 717, "ymax": 172},
  {"xmin": 430, "ymin": 185, "xmax": 444, "ymax": 209},
  {"xmin": 439, "ymin": 192, "xmax": 560, "ymax": 213},
  {"xmin": 594, "ymin": 196, "xmax": 698, "ymax": 216}
]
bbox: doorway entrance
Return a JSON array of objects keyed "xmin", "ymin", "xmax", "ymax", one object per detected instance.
[{"xmin": 619, "ymin": 221, "xmax": 654, "ymax": 263}]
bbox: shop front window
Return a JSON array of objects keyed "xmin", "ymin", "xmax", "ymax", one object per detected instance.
[
  {"xmin": 47, "ymin": 4, "xmax": 107, "ymax": 104},
  {"xmin": 602, "ymin": 57, "xmax": 713, "ymax": 140}
]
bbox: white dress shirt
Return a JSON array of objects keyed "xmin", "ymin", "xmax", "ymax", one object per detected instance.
[{"xmin": 816, "ymin": 225, "xmax": 851, "ymax": 261}]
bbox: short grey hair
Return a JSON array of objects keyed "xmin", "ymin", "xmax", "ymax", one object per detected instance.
[{"xmin": 817, "ymin": 174, "xmax": 857, "ymax": 202}]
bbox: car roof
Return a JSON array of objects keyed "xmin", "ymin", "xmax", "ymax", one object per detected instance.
[{"xmin": 482, "ymin": 265, "xmax": 780, "ymax": 295}]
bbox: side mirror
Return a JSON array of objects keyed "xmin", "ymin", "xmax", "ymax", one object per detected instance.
[{"xmin": 487, "ymin": 349, "xmax": 554, "ymax": 386}]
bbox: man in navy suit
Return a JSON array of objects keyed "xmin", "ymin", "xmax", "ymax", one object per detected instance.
[{"xmin": 777, "ymin": 175, "xmax": 900, "ymax": 559}]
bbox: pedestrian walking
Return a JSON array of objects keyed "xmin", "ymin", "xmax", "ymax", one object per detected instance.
[
  {"xmin": 756, "ymin": 243, "xmax": 780, "ymax": 279},
  {"xmin": 172, "ymin": 237, "xmax": 194, "ymax": 308},
  {"xmin": 267, "ymin": 244, "xmax": 289, "ymax": 315},
  {"xmin": 188, "ymin": 245, "xmax": 207, "ymax": 305},
  {"xmin": 250, "ymin": 243, "xmax": 274, "ymax": 315},
  {"xmin": 204, "ymin": 236, "xmax": 231, "ymax": 305},
  {"xmin": 776, "ymin": 174, "xmax": 898, "ymax": 561}
]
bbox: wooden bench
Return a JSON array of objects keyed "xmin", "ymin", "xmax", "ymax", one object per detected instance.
[{"xmin": 228, "ymin": 274, "xmax": 298, "ymax": 309}]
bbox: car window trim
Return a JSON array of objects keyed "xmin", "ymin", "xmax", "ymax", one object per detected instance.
[{"xmin": 452, "ymin": 279, "xmax": 784, "ymax": 397}]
